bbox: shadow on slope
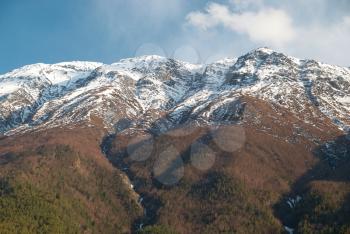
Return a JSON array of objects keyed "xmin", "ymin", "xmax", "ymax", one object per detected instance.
[{"xmin": 274, "ymin": 134, "xmax": 350, "ymax": 233}]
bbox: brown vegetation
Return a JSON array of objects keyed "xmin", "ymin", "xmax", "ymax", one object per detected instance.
[{"xmin": 0, "ymin": 97, "xmax": 348, "ymax": 233}]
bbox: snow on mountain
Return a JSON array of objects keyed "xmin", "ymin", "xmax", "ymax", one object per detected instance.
[
  {"xmin": 0, "ymin": 62, "xmax": 103, "ymax": 133},
  {"xmin": 0, "ymin": 49, "xmax": 349, "ymax": 135}
]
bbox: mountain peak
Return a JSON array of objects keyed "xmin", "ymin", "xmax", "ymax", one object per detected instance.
[
  {"xmin": 117, "ymin": 55, "xmax": 167, "ymax": 65},
  {"xmin": 252, "ymin": 47, "xmax": 275, "ymax": 55},
  {"xmin": 1, "ymin": 49, "xmax": 350, "ymax": 135}
]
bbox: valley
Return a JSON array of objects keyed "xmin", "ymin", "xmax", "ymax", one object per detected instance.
[{"xmin": 0, "ymin": 48, "xmax": 350, "ymax": 233}]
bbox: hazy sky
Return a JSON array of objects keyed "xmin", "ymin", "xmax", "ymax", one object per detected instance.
[{"xmin": 1, "ymin": 0, "xmax": 350, "ymax": 73}]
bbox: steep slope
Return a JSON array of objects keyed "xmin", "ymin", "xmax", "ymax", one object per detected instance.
[
  {"xmin": 0, "ymin": 62, "xmax": 102, "ymax": 133},
  {"xmin": 1, "ymin": 48, "xmax": 349, "ymax": 136},
  {"xmin": 0, "ymin": 126, "xmax": 142, "ymax": 233},
  {"xmin": 0, "ymin": 48, "xmax": 350, "ymax": 233},
  {"xmin": 106, "ymin": 95, "xmax": 345, "ymax": 233}
]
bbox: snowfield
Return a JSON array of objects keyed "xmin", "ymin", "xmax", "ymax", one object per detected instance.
[{"xmin": 1, "ymin": 48, "xmax": 349, "ymax": 135}]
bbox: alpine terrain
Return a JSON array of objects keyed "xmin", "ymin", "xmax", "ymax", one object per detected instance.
[{"xmin": 0, "ymin": 48, "xmax": 350, "ymax": 234}]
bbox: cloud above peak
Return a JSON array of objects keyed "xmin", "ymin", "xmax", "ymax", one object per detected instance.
[{"xmin": 186, "ymin": 2, "xmax": 296, "ymax": 46}]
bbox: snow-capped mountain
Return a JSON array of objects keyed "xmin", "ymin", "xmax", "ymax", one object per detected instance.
[{"xmin": 1, "ymin": 48, "xmax": 349, "ymax": 135}]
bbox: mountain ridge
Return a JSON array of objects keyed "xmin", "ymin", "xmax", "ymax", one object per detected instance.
[
  {"xmin": 1, "ymin": 48, "xmax": 349, "ymax": 136},
  {"xmin": 1, "ymin": 48, "xmax": 350, "ymax": 233}
]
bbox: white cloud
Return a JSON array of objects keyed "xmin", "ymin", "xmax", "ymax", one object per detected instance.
[
  {"xmin": 91, "ymin": 0, "xmax": 350, "ymax": 66},
  {"xmin": 288, "ymin": 16, "xmax": 350, "ymax": 66},
  {"xmin": 186, "ymin": 3, "xmax": 296, "ymax": 46}
]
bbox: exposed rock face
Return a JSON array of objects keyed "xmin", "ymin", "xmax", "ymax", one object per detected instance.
[
  {"xmin": 0, "ymin": 48, "xmax": 349, "ymax": 136},
  {"xmin": 1, "ymin": 48, "xmax": 350, "ymax": 233}
]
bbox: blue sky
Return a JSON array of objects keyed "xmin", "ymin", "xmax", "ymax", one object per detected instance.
[{"xmin": 1, "ymin": 0, "xmax": 350, "ymax": 73}]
